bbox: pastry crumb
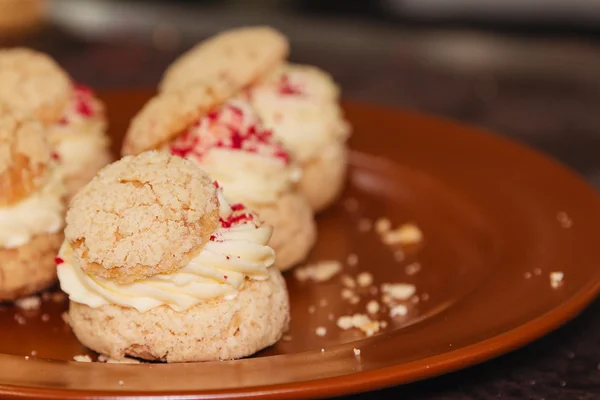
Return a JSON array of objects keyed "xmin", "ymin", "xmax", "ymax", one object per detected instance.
[
  {"xmin": 556, "ymin": 211, "xmax": 573, "ymax": 228},
  {"xmin": 534, "ymin": 268, "xmax": 542, "ymax": 276},
  {"xmin": 52, "ymin": 292, "xmax": 67, "ymax": 303},
  {"xmin": 346, "ymin": 253, "xmax": 359, "ymax": 267},
  {"xmin": 550, "ymin": 271, "xmax": 564, "ymax": 289},
  {"xmin": 341, "ymin": 275, "xmax": 356, "ymax": 289},
  {"xmin": 404, "ymin": 262, "xmax": 421, "ymax": 276},
  {"xmin": 14, "ymin": 314, "xmax": 26, "ymax": 325},
  {"xmin": 375, "ymin": 218, "xmax": 391, "ymax": 234},
  {"xmin": 15, "ymin": 296, "xmax": 41, "ymax": 310},
  {"xmin": 366, "ymin": 300, "xmax": 380, "ymax": 314},
  {"xmin": 319, "ymin": 298, "xmax": 328, "ymax": 307},
  {"xmin": 393, "ymin": 250, "xmax": 405, "ymax": 262},
  {"xmin": 382, "ymin": 223, "xmax": 423, "ymax": 246},
  {"xmin": 328, "ymin": 313, "xmax": 335, "ymax": 321},
  {"xmin": 524, "ymin": 272, "xmax": 532, "ymax": 279},
  {"xmin": 390, "ymin": 304, "xmax": 408, "ymax": 317},
  {"xmin": 357, "ymin": 272, "xmax": 374, "ymax": 287},
  {"xmin": 358, "ymin": 218, "xmax": 372, "ymax": 232},
  {"xmin": 73, "ymin": 355, "xmax": 92, "ymax": 363},
  {"xmin": 349, "ymin": 296, "xmax": 360, "ymax": 305},
  {"xmin": 282, "ymin": 335, "xmax": 292, "ymax": 342},
  {"xmin": 315, "ymin": 326, "xmax": 327, "ymax": 337},
  {"xmin": 119, "ymin": 380, "xmax": 125, "ymax": 386},
  {"xmin": 295, "ymin": 261, "xmax": 342, "ymax": 282},
  {"xmin": 353, "ymin": 348, "xmax": 361, "ymax": 356},
  {"xmin": 41, "ymin": 313, "xmax": 50, "ymax": 322},
  {"xmin": 61, "ymin": 312, "xmax": 70, "ymax": 325},
  {"xmin": 381, "ymin": 283, "xmax": 416, "ymax": 300},
  {"xmin": 341, "ymin": 288, "xmax": 354, "ymax": 300},
  {"xmin": 98, "ymin": 355, "xmax": 142, "ymax": 364},
  {"xmin": 336, "ymin": 313, "xmax": 381, "ymax": 337},
  {"xmin": 308, "ymin": 305, "xmax": 316, "ymax": 314}
]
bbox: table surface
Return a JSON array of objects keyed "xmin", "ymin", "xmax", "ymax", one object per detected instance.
[{"xmin": 4, "ymin": 1, "xmax": 600, "ymax": 399}]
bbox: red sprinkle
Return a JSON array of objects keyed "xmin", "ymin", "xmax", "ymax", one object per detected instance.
[
  {"xmin": 213, "ymin": 181, "xmax": 220, "ymax": 188},
  {"xmin": 209, "ymin": 235, "xmax": 216, "ymax": 241},
  {"xmin": 224, "ymin": 275, "xmax": 228, "ymax": 280},
  {"xmin": 278, "ymin": 74, "xmax": 303, "ymax": 96},
  {"xmin": 50, "ymin": 151, "xmax": 61, "ymax": 161},
  {"xmin": 230, "ymin": 203, "xmax": 244, "ymax": 211},
  {"xmin": 54, "ymin": 257, "xmax": 64, "ymax": 265}
]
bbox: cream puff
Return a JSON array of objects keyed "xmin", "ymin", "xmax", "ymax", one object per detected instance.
[
  {"xmin": 0, "ymin": 47, "xmax": 112, "ymax": 199},
  {"xmin": 0, "ymin": 102, "xmax": 65, "ymax": 300},
  {"xmin": 58, "ymin": 151, "xmax": 290, "ymax": 362},
  {"xmin": 122, "ymin": 81, "xmax": 316, "ymax": 271}
]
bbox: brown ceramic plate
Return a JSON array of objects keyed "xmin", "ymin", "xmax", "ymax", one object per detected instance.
[{"xmin": 0, "ymin": 89, "xmax": 599, "ymax": 399}]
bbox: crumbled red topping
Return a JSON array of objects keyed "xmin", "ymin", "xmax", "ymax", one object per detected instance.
[
  {"xmin": 220, "ymin": 212, "xmax": 254, "ymax": 228},
  {"xmin": 57, "ymin": 83, "xmax": 97, "ymax": 126},
  {"xmin": 54, "ymin": 257, "xmax": 64, "ymax": 265},
  {"xmin": 50, "ymin": 151, "xmax": 60, "ymax": 161},
  {"xmin": 230, "ymin": 203, "xmax": 244, "ymax": 211},
  {"xmin": 278, "ymin": 74, "xmax": 303, "ymax": 96},
  {"xmin": 224, "ymin": 275, "xmax": 228, "ymax": 280},
  {"xmin": 169, "ymin": 102, "xmax": 290, "ymax": 163}
]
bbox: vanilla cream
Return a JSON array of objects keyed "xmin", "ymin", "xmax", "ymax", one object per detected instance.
[{"xmin": 0, "ymin": 174, "xmax": 65, "ymax": 248}]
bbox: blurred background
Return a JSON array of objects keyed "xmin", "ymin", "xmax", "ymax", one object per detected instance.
[{"xmin": 1, "ymin": 0, "xmax": 600, "ymax": 187}]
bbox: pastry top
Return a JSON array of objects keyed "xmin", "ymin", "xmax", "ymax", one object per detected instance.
[
  {"xmin": 0, "ymin": 102, "xmax": 50, "ymax": 206},
  {"xmin": 165, "ymin": 99, "xmax": 300, "ymax": 205},
  {"xmin": 243, "ymin": 63, "xmax": 351, "ymax": 162},
  {"xmin": 122, "ymin": 80, "xmax": 235, "ymax": 156},
  {"xmin": 159, "ymin": 26, "xmax": 288, "ymax": 94},
  {"xmin": 0, "ymin": 48, "xmax": 72, "ymax": 125},
  {"xmin": 64, "ymin": 151, "xmax": 220, "ymax": 284}
]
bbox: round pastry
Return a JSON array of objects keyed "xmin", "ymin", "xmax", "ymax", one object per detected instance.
[
  {"xmin": 243, "ymin": 63, "xmax": 351, "ymax": 212},
  {"xmin": 0, "ymin": 102, "xmax": 66, "ymax": 300},
  {"xmin": 58, "ymin": 151, "xmax": 290, "ymax": 362},
  {"xmin": 0, "ymin": 48, "xmax": 112, "ymax": 199},
  {"xmin": 123, "ymin": 83, "xmax": 316, "ymax": 271},
  {"xmin": 158, "ymin": 27, "xmax": 350, "ymax": 213},
  {"xmin": 159, "ymin": 26, "xmax": 288, "ymax": 93}
]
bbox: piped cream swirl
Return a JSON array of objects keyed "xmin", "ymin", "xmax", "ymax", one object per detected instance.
[{"xmin": 57, "ymin": 189, "xmax": 275, "ymax": 312}]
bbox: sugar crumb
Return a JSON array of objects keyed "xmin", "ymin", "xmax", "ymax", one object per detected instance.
[
  {"xmin": 341, "ymin": 288, "xmax": 354, "ymax": 300},
  {"xmin": 119, "ymin": 380, "xmax": 124, "ymax": 386},
  {"xmin": 52, "ymin": 292, "xmax": 66, "ymax": 303},
  {"xmin": 319, "ymin": 298, "xmax": 328, "ymax": 307},
  {"xmin": 315, "ymin": 326, "xmax": 327, "ymax": 337},
  {"xmin": 73, "ymin": 355, "xmax": 92, "ymax": 363},
  {"xmin": 282, "ymin": 335, "xmax": 292, "ymax": 342},
  {"xmin": 357, "ymin": 272, "xmax": 374, "ymax": 287},
  {"xmin": 353, "ymin": 348, "xmax": 361, "ymax": 356},
  {"xmin": 61, "ymin": 312, "xmax": 70, "ymax": 325},
  {"xmin": 41, "ymin": 313, "xmax": 50, "ymax": 322},
  {"xmin": 15, "ymin": 296, "xmax": 41, "ymax": 310},
  {"xmin": 14, "ymin": 314, "xmax": 26, "ymax": 325},
  {"xmin": 349, "ymin": 296, "xmax": 360, "ymax": 305},
  {"xmin": 295, "ymin": 260, "xmax": 342, "ymax": 282},
  {"xmin": 308, "ymin": 305, "xmax": 316, "ymax": 314},
  {"xmin": 336, "ymin": 313, "xmax": 381, "ymax": 337}
]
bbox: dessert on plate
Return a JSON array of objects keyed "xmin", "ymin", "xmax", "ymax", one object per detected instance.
[
  {"xmin": 0, "ymin": 102, "xmax": 66, "ymax": 300},
  {"xmin": 0, "ymin": 47, "xmax": 112, "ymax": 199},
  {"xmin": 122, "ymin": 81, "xmax": 316, "ymax": 271},
  {"xmin": 57, "ymin": 151, "xmax": 290, "ymax": 362},
  {"xmin": 159, "ymin": 26, "xmax": 351, "ymax": 213}
]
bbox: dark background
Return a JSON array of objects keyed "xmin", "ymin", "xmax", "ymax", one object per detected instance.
[{"xmin": 3, "ymin": 1, "xmax": 600, "ymax": 398}]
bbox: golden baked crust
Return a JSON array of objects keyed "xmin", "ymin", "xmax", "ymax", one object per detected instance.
[
  {"xmin": 68, "ymin": 267, "xmax": 290, "ymax": 362},
  {"xmin": 0, "ymin": 102, "xmax": 50, "ymax": 206},
  {"xmin": 0, "ymin": 231, "xmax": 62, "ymax": 300},
  {"xmin": 159, "ymin": 26, "xmax": 288, "ymax": 93},
  {"xmin": 121, "ymin": 80, "xmax": 235, "ymax": 156},
  {"xmin": 65, "ymin": 151, "xmax": 220, "ymax": 284},
  {"xmin": 0, "ymin": 48, "xmax": 72, "ymax": 125}
]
